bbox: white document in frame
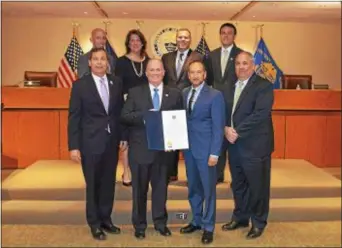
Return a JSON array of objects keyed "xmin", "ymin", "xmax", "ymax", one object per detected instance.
[{"xmin": 161, "ymin": 110, "xmax": 189, "ymax": 150}]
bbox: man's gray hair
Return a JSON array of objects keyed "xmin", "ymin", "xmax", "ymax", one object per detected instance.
[{"xmin": 237, "ymin": 51, "xmax": 255, "ymax": 63}]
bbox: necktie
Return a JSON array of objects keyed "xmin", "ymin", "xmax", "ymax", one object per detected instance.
[
  {"xmin": 176, "ymin": 53, "xmax": 184, "ymax": 78},
  {"xmin": 152, "ymin": 88, "xmax": 160, "ymax": 110},
  {"xmin": 221, "ymin": 49, "xmax": 229, "ymax": 76},
  {"xmin": 231, "ymin": 81, "xmax": 244, "ymax": 127},
  {"xmin": 188, "ymin": 89, "xmax": 196, "ymax": 115},
  {"xmin": 99, "ymin": 77, "xmax": 109, "ymax": 113}
]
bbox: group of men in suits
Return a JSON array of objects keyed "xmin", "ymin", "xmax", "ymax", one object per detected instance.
[{"xmin": 68, "ymin": 23, "xmax": 274, "ymax": 244}]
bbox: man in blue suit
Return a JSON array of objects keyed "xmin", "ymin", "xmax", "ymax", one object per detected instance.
[
  {"xmin": 180, "ymin": 60, "xmax": 225, "ymax": 244},
  {"xmin": 221, "ymin": 51, "xmax": 274, "ymax": 239}
]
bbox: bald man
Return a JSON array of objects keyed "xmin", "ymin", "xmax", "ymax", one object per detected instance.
[
  {"xmin": 222, "ymin": 51, "xmax": 274, "ymax": 239},
  {"xmin": 77, "ymin": 28, "xmax": 117, "ymax": 78},
  {"xmin": 121, "ymin": 59, "xmax": 183, "ymax": 240}
]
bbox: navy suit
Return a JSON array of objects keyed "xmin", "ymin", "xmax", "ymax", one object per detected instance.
[
  {"xmin": 223, "ymin": 73, "xmax": 274, "ymax": 230},
  {"xmin": 183, "ymin": 83, "xmax": 225, "ymax": 232},
  {"xmin": 68, "ymin": 74, "xmax": 125, "ymax": 228}
]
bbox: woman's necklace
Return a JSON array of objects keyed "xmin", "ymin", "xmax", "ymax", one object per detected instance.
[{"xmin": 130, "ymin": 56, "xmax": 145, "ymax": 78}]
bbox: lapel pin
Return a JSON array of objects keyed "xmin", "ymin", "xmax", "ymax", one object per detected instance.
[
  {"xmin": 165, "ymin": 94, "xmax": 169, "ymax": 97},
  {"xmin": 109, "ymin": 81, "xmax": 113, "ymax": 85},
  {"xmin": 230, "ymin": 57, "xmax": 234, "ymax": 61}
]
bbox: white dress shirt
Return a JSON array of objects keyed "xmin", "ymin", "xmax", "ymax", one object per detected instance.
[{"xmin": 149, "ymin": 82, "xmax": 163, "ymax": 106}]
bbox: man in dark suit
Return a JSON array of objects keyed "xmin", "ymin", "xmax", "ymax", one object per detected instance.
[
  {"xmin": 205, "ymin": 23, "xmax": 243, "ymax": 184},
  {"xmin": 221, "ymin": 51, "xmax": 274, "ymax": 239},
  {"xmin": 121, "ymin": 59, "xmax": 183, "ymax": 240},
  {"xmin": 68, "ymin": 47, "xmax": 127, "ymax": 240},
  {"xmin": 161, "ymin": 28, "xmax": 203, "ymax": 182},
  {"xmin": 180, "ymin": 60, "xmax": 225, "ymax": 245},
  {"xmin": 77, "ymin": 28, "xmax": 117, "ymax": 78}
]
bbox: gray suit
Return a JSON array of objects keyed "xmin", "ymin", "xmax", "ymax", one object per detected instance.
[
  {"xmin": 77, "ymin": 51, "xmax": 117, "ymax": 79},
  {"xmin": 162, "ymin": 49, "xmax": 203, "ymax": 90},
  {"xmin": 205, "ymin": 44, "xmax": 243, "ymax": 182}
]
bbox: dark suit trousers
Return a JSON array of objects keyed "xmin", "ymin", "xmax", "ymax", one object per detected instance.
[
  {"xmin": 81, "ymin": 134, "xmax": 118, "ymax": 228},
  {"xmin": 228, "ymin": 146, "xmax": 271, "ymax": 229},
  {"xmin": 216, "ymin": 138, "xmax": 229, "ymax": 180},
  {"xmin": 166, "ymin": 150, "xmax": 179, "ymax": 178},
  {"xmin": 130, "ymin": 157, "xmax": 169, "ymax": 231}
]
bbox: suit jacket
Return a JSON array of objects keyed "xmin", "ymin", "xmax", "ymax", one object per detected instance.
[
  {"xmin": 205, "ymin": 45, "xmax": 243, "ymax": 92},
  {"xmin": 68, "ymin": 74, "xmax": 125, "ymax": 155},
  {"xmin": 161, "ymin": 49, "xmax": 203, "ymax": 90},
  {"xmin": 183, "ymin": 84, "xmax": 225, "ymax": 160},
  {"xmin": 77, "ymin": 51, "xmax": 117, "ymax": 79},
  {"xmin": 120, "ymin": 84, "xmax": 183, "ymax": 165},
  {"xmin": 224, "ymin": 73, "xmax": 274, "ymax": 158}
]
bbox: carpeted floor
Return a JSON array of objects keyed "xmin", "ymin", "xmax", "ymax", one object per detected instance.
[{"xmin": 1, "ymin": 222, "xmax": 341, "ymax": 247}]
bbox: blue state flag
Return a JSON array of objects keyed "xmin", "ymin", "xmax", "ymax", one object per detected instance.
[
  {"xmin": 254, "ymin": 38, "xmax": 283, "ymax": 89},
  {"xmin": 105, "ymin": 39, "xmax": 118, "ymax": 61}
]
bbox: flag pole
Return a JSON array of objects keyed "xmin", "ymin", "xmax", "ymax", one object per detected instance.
[
  {"xmin": 103, "ymin": 20, "xmax": 111, "ymax": 35},
  {"xmin": 136, "ymin": 20, "xmax": 144, "ymax": 30},
  {"xmin": 71, "ymin": 22, "xmax": 79, "ymax": 75},
  {"xmin": 201, "ymin": 22, "xmax": 209, "ymax": 52}
]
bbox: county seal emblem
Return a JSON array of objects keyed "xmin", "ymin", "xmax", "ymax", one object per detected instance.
[{"xmin": 152, "ymin": 27, "xmax": 178, "ymax": 57}]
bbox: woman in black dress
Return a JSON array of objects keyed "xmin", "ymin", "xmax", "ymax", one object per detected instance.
[{"xmin": 115, "ymin": 29, "xmax": 149, "ymax": 186}]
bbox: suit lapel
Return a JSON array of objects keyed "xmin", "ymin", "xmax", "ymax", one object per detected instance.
[
  {"xmin": 234, "ymin": 74, "xmax": 257, "ymax": 114},
  {"xmin": 223, "ymin": 45, "xmax": 239, "ymax": 79},
  {"xmin": 88, "ymin": 75, "xmax": 107, "ymax": 114},
  {"xmin": 191, "ymin": 83, "xmax": 208, "ymax": 116},
  {"xmin": 107, "ymin": 74, "xmax": 114, "ymax": 115},
  {"xmin": 170, "ymin": 51, "xmax": 178, "ymax": 80},
  {"xmin": 143, "ymin": 84, "xmax": 154, "ymax": 110},
  {"xmin": 160, "ymin": 86, "xmax": 170, "ymax": 110},
  {"xmin": 179, "ymin": 49, "xmax": 192, "ymax": 79},
  {"xmin": 214, "ymin": 49, "xmax": 223, "ymax": 80}
]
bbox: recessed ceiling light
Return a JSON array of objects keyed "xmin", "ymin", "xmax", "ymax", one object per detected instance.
[
  {"xmin": 252, "ymin": 15, "xmax": 256, "ymax": 18},
  {"xmin": 122, "ymin": 12, "xmax": 128, "ymax": 15},
  {"xmin": 84, "ymin": 11, "xmax": 88, "ymax": 14}
]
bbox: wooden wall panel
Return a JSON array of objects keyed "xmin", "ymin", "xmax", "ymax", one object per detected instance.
[
  {"xmin": 285, "ymin": 113, "xmax": 327, "ymax": 164},
  {"xmin": 2, "ymin": 111, "xmax": 20, "ymax": 168},
  {"xmin": 16, "ymin": 111, "xmax": 60, "ymax": 168},
  {"xmin": 325, "ymin": 114, "xmax": 341, "ymax": 166},
  {"xmin": 59, "ymin": 110, "xmax": 69, "ymax": 160},
  {"xmin": 272, "ymin": 112, "xmax": 285, "ymax": 159}
]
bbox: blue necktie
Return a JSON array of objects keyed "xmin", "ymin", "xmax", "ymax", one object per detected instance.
[{"xmin": 152, "ymin": 88, "xmax": 160, "ymax": 110}]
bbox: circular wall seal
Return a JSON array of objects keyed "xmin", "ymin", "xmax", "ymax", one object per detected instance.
[{"xmin": 151, "ymin": 27, "xmax": 179, "ymax": 57}]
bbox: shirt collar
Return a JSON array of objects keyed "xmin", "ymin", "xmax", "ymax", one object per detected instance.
[
  {"xmin": 236, "ymin": 77, "xmax": 250, "ymax": 87},
  {"xmin": 191, "ymin": 81, "xmax": 205, "ymax": 92},
  {"xmin": 177, "ymin": 49, "xmax": 189, "ymax": 58},
  {"xmin": 149, "ymin": 82, "xmax": 163, "ymax": 92},
  {"xmin": 92, "ymin": 73, "xmax": 107, "ymax": 82},
  {"xmin": 221, "ymin": 44, "xmax": 233, "ymax": 54}
]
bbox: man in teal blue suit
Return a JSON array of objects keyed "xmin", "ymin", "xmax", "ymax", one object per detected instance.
[{"xmin": 180, "ymin": 60, "xmax": 225, "ymax": 245}]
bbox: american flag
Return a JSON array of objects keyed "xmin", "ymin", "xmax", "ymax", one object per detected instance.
[
  {"xmin": 57, "ymin": 36, "xmax": 84, "ymax": 88},
  {"xmin": 195, "ymin": 35, "xmax": 210, "ymax": 59}
]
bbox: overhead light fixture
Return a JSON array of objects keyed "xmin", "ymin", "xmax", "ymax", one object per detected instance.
[
  {"xmin": 84, "ymin": 11, "xmax": 88, "ymax": 15},
  {"xmin": 252, "ymin": 15, "xmax": 256, "ymax": 18},
  {"xmin": 122, "ymin": 12, "xmax": 128, "ymax": 15}
]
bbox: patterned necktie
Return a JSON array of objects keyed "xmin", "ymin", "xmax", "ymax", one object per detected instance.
[
  {"xmin": 176, "ymin": 53, "xmax": 184, "ymax": 78},
  {"xmin": 152, "ymin": 88, "xmax": 160, "ymax": 110},
  {"xmin": 188, "ymin": 89, "xmax": 196, "ymax": 115},
  {"xmin": 231, "ymin": 81, "xmax": 244, "ymax": 127},
  {"xmin": 221, "ymin": 49, "xmax": 229, "ymax": 76},
  {"xmin": 99, "ymin": 77, "xmax": 109, "ymax": 113}
]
